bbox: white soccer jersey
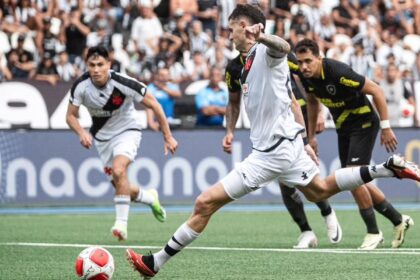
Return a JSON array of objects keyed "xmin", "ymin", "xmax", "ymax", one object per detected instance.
[
  {"xmin": 241, "ymin": 43, "xmax": 304, "ymax": 151},
  {"xmin": 69, "ymin": 70, "xmax": 147, "ymax": 141}
]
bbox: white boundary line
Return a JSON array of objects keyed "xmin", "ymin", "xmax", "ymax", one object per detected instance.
[{"xmin": 2, "ymin": 242, "xmax": 420, "ymax": 255}]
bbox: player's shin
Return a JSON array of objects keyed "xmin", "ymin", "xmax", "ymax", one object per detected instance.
[{"xmin": 153, "ymin": 222, "xmax": 200, "ymax": 271}]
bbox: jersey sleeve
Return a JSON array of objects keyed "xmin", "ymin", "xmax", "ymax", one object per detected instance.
[
  {"xmin": 112, "ymin": 72, "xmax": 147, "ymax": 103},
  {"xmin": 329, "ymin": 60, "xmax": 366, "ymax": 91},
  {"xmin": 262, "ymin": 44, "xmax": 287, "ymax": 68},
  {"xmin": 69, "ymin": 82, "xmax": 84, "ymax": 106},
  {"xmin": 225, "ymin": 57, "xmax": 242, "ymax": 93}
]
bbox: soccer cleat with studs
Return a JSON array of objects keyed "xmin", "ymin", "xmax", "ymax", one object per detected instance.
[
  {"xmin": 392, "ymin": 214, "xmax": 414, "ymax": 248},
  {"xmin": 111, "ymin": 222, "xmax": 127, "ymax": 241},
  {"xmin": 126, "ymin": 248, "xmax": 157, "ymax": 279},
  {"xmin": 384, "ymin": 155, "xmax": 420, "ymax": 182},
  {"xmin": 149, "ymin": 189, "xmax": 167, "ymax": 223},
  {"xmin": 358, "ymin": 231, "xmax": 384, "ymax": 250},
  {"xmin": 293, "ymin": 231, "xmax": 318, "ymax": 249}
]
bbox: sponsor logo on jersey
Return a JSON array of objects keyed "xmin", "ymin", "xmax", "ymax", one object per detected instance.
[
  {"xmin": 319, "ymin": 98, "xmax": 345, "ymax": 108},
  {"xmin": 339, "ymin": 77, "xmax": 360, "ymax": 88},
  {"xmin": 89, "ymin": 108, "xmax": 113, "ymax": 117}
]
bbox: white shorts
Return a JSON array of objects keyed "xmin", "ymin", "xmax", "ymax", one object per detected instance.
[
  {"xmin": 94, "ymin": 130, "xmax": 142, "ymax": 180},
  {"xmin": 221, "ymin": 136, "xmax": 319, "ymax": 200}
]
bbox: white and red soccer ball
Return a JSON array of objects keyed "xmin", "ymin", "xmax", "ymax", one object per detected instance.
[{"xmin": 75, "ymin": 247, "xmax": 114, "ymax": 280}]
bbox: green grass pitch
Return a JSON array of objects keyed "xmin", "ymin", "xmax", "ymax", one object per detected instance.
[{"xmin": 1, "ymin": 208, "xmax": 420, "ymax": 279}]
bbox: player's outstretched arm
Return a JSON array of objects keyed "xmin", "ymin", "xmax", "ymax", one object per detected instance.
[
  {"xmin": 246, "ymin": 23, "xmax": 290, "ymax": 58},
  {"xmin": 66, "ymin": 103, "xmax": 92, "ymax": 149},
  {"xmin": 142, "ymin": 91, "xmax": 178, "ymax": 155},
  {"xmin": 362, "ymin": 78, "xmax": 398, "ymax": 153}
]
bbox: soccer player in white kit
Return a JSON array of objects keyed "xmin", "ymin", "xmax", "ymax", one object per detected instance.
[
  {"xmin": 126, "ymin": 5, "xmax": 420, "ymax": 278},
  {"xmin": 66, "ymin": 46, "xmax": 178, "ymax": 241}
]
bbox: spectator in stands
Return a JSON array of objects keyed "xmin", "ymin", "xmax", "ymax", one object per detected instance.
[
  {"xmin": 313, "ymin": 14, "xmax": 336, "ymax": 52},
  {"xmin": 376, "ymin": 32, "xmax": 404, "ymax": 67},
  {"xmin": 189, "ymin": 20, "xmax": 211, "ymax": 54},
  {"xmin": 381, "ymin": 7, "xmax": 411, "ymax": 36},
  {"xmin": 171, "ymin": 15, "xmax": 191, "ymax": 61},
  {"xmin": 195, "ymin": 67, "xmax": 228, "ymax": 127},
  {"xmin": 86, "ymin": 18, "xmax": 112, "ymax": 48},
  {"xmin": 14, "ymin": 0, "xmax": 37, "ymax": 29},
  {"xmin": 153, "ymin": 33, "xmax": 182, "ymax": 69},
  {"xmin": 331, "ymin": 0, "xmax": 359, "ymax": 36},
  {"xmin": 109, "ymin": 47, "xmax": 122, "ymax": 73},
  {"xmin": 166, "ymin": 53, "xmax": 189, "ymax": 84},
  {"xmin": 0, "ymin": 51, "xmax": 12, "ymax": 81},
  {"xmin": 412, "ymin": 51, "xmax": 420, "ymax": 81},
  {"xmin": 35, "ymin": 16, "xmax": 60, "ymax": 58},
  {"xmin": 147, "ymin": 67, "xmax": 182, "ymax": 131},
  {"xmin": 170, "ymin": 0, "xmax": 198, "ymax": 23},
  {"xmin": 380, "ymin": 63, "xmax": 416, "ymax": 127},
  {"xmin": 61, "ymin": 7, "xmax": 90, "ymax": 63},
  {"xmin": 6, "ymin": 34, "xmax": 36, "ymax": 78},
  {"xmin": 56, "ymin": 51, "xmax": 77, "ymax": 82},
  {"xmin": 32, "ymin": 52, "xmax": 59, "ymax": 85},
  {"xmin": 348, "ymin": 41, "xmax": 376, "ymax": 79},
  {"xmin": 185, "ymin": 50, "xmax": 210, "ymax": 81},
  {"xmin": 195, "ymin": 0, "xmax": 218, "ymax": 40},
  {"xmin": 289, "ymin": 10, "xmax": 312, "ymax": 46},
  {"xmin": 127, "ymin": 48, "xmax": 154, "ymax": 83},
  {"xmin": 131, "ymin": 3, "xmax": 163, "ymax": 57}
]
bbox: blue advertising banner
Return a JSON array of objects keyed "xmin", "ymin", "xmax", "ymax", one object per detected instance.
[{"xmin": 0, "ymin": 129, "xmax": 419, "ymax": 205}]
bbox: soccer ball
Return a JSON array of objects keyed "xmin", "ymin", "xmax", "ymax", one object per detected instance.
[{"xmin": 75, "ymin": 247, "xmax": 115, "ymax": 279}]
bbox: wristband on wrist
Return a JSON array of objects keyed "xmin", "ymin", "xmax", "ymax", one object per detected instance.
[
  {"xmin": 303, "ymin": 137, "xmax": 309, "ymax": 145},
  {"xmin": 380, "ymin": 120, "xmax": 391, "ymax": 129}
]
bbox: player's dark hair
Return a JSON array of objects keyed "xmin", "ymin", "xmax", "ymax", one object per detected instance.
[
  {"xmin": 228, "ymin": 4, "xmax": 266, "ymax": 29},
  {"xmin": 86, "ymin": 46, "xmax": 109, "ymax": 61},
  {"xmin": 294, "ymin": 39, "xmax": 320, "ymax": 56}
]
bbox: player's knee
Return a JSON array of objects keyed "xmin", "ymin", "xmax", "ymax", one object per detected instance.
[
  {"xmin": 194, "ymin": 192, "xmax": 214, "ymax": 217},
  {"xmin": 111, "ymin": 165, "xmax": 126, "ymax": 181},
  {"xmin": 305, "ymin": 182, "xmax": 330, "ymax": 202}
]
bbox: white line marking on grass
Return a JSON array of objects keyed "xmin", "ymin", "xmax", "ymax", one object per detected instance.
[{"xmin": 2, "ymin": 242, "xmax": 420, "ymax": 255}]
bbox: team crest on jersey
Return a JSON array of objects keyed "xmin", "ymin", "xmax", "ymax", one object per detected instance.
[
  {"xmin": 111, "ymin": 92, "xmax": 123, "ymax": 105},
  {"xmin": 242, "ymin": 83, "xmax": 249, "ymax": 96},
  {"xmin": 326, "ymin": 85, "xmax": 336, "ymax": 95}
]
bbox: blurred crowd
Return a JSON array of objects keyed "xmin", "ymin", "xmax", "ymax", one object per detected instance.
[{"xmin": 0, "ymin": 0, "xmax": 419, "ymax": 127}]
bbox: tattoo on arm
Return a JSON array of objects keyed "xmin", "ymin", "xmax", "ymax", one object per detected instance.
[{"xmin": 258, "ymin": 34, "xmax": 290, "ymax": 58}]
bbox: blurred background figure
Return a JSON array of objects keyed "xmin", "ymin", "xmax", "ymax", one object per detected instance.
[
  {"xmin": 147, "ymin": 67, "xmax": 182, "ymax": 131},
  {"xmin": 195, "ymin": 67, "xmax": 228, "ymax": 127}
]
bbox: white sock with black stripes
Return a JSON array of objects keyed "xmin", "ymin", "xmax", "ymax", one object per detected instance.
[
  {"xmin": 153, "ymin": 223, "xmax": 200, "ymax": 271},
  {"xmin": 114, "ymin": 195, "xmax": 130, "ymax": 227},
  {"xmin": 335, "ymin": 164, "xmax": 394, "ymax": 191}
]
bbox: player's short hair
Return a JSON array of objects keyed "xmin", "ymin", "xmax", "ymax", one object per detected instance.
[
  {"xmin": 228, "ymin": 4, "xmax": 266, "ymax": 29},
  {"xmin": 294, "ymin": 39, "xmax": 320, "ymax": 56},
  {"xmin": 86, "ymin": 46, "xmax": 109, "ymax": 61}
]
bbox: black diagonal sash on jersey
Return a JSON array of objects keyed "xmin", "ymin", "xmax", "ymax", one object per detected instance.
[
  {"xmin": 240, "ymin": 46, "xmax": 257, "ymax": 86},
  {"xmin": 90, "ymin": 86, "xmax": 126, "ymax": 138}
]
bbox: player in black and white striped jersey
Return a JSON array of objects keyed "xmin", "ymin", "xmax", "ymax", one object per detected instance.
[{"xmin": 66, "ymin": 46, "xmax": 178, "ymax": 242}]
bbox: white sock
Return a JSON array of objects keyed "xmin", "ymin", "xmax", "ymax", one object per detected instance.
[
  {"xmin": 368, "ymin": 164, "xmax": 394, "ymax": 178},
  {"xmin": 114, "ymin": 195, "xmax": 130, "ymax": 227},
  {"xmin": 335, "ymin": 167, "xmax": 366, "ymax": 191},
  {"xmin": 135, "ymin": 189, "xmax": 155, "ymax": 206},
  {"xmin": 335, "ymin": 163, "xmax": 395, "ymax": 191},
  {"xmin": 154, "ymin": 223, "xmax": 200, "ymax": 271}
]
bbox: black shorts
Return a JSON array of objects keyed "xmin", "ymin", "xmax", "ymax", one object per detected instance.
[{"xmin": 337, "ymin": 120, "xmax": 379, "ymax": 167}]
